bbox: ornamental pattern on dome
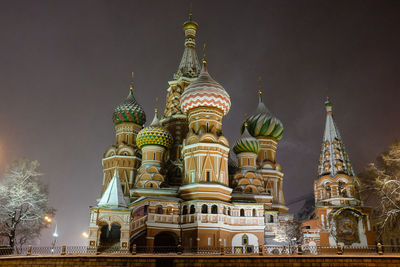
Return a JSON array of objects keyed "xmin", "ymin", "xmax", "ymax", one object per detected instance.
[
  {"xmin": 180, "ymin": 65, "xmax": 231, "ymax": 115},
  {"xmin": 233, "ymin": 127, "xmax": 260, "ymax": 154},
  {"xmin": 112, "ymin": 90, "xmax": 146, "ymax": 126},
  {"xmin": 243, "ymin": 92, "xmax": 283, "ymax": 141},
  {"xmin": 136, "ymin": 111, "xmax": 173, "ymax": 149}
]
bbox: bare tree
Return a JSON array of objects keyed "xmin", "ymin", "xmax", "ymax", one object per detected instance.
[
  {"xmin": 359, "ymin": 141, "xmax": 400, "ymax": 238},
  {"xmin": 273, "ymin": 220, "xmax": 303, "ymax": 247},
  {"xmin": 0, "ymin": 159, "xmax": 55, "ymax": 250}
]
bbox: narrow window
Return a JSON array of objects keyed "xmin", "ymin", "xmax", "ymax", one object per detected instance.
[
  {"xmin": 264, "ymin": 151, "xmax": 267, "ymax": 160},
  {"xmin": 269, "ymin": 215, "xmax": 274, "ymax": 223},
  {"xmin": 240, "ymin": 209, "xmax": 245, "ymax": 217},
  {"xmin": 248, "ymin": 158, "xmax": 250, "ymax": 166},
  {"xmin": 182, "ymin": 205, "xmax": 188, "ymax": 215},
  {"xmin": 157, "ymin": 206, "xmax": 163, "ymax": 214},
  {"xmin": 153, "ymin": 152, "xmax": 156, "ymax": 160},
  {"xmin": 252, "ymin": 209, "xmax": 256, "ymax": 217},
  {"xmin": 190, "ymin": 205, "xmax": 195, "ymax": 214},
  {"xmin": 126, "ymin": 135, "xmax": 129, "ymax": 144},
  {"xmin": 206, "ymin": 122, "xmax": 209, "ymax": 132},
  {"xmin": 228, "ymin": 208, "xmax": 231, "ymax": 216},
  {"xmin": 202, "ymin": 204, "xmax": 208, "ymax": 214},
  {"xmin": 206, "ymin": 171, "xmax": 210, "ymax": 182},
  {"xmin": 211, "ymin": 205, "xmax": 218, "ymax": 214}
]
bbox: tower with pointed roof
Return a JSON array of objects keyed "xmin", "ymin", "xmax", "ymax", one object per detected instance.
[
  {"xmin": 302, "ymin": 100, "xmax": 374, "ymax": 247},
  {"xmin": 102, "ymin": 75, "xmax": 146, "ymax": 197},
  {"xmin": 160, "ymin": 10, "xmax": 202, "ymax": 186},
  {"xmin": 243, "ymin": 90, "xmax": 287, "ymax": 213}
]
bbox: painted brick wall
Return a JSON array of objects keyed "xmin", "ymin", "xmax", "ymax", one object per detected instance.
[{"xmin": 0, "ymin": 255, "xmax": 400, "ymax": 267}]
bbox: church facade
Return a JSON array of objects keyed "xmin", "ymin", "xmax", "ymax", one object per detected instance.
[{"xmin": 87, "ymin": 13, "xmax": 292, "ymax": 252}]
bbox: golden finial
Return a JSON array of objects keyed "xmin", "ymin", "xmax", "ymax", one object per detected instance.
[
  {"xmin": 129, "ymin": 72, "xmax": 134, "ymax": 92},
  {"xmin": 154, "ymin": 108, "xmax": 158, "ymax": 116},
  {"xmin": 257, "ymin": 76, "xmax": 263, "ymax": 102},
  {"xmin": 244, "ymin": 121, "xmax": 248, "ymax": 128},
  {"xmin": 189, "ymin": 2, "xmax": 193, "ymax": 20},
  {"xmin": 202, "ymin": 43, "xmax": 207, "ymax": 66}
]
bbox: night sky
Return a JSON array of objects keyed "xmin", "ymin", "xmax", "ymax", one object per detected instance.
[{"xmin": 0, "ymin": 0, "xmax": 399, "ymax": 245}]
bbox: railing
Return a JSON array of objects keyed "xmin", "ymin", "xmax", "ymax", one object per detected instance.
[{"xmin": 1, "ymin": 244, "xmax": 400, "ymax": 257}]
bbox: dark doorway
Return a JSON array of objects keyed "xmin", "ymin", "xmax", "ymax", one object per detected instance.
[
  {"xmin": 99, "ymin": 223, "xmax": 121, "ymax": 251},
  {"xmin": 153, "ymin": 231, "xmax": 178, "ymax": 253},
  {"xmin": 130, "ymin": 230, "xmax": 147, "ymax": 253}
]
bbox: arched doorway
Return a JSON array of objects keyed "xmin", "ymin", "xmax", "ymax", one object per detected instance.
[
  {"xmin": 99, "ymin": 223, "xmax": 121, "ymax": 251},
  {"xmin": 153, "ymin": 231, "xmax": 178, "ymax": 253}
]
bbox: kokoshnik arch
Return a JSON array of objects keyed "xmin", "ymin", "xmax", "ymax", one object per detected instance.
[{"xmin": 86, "ymin": 12, "xmax": 374, "ymax": 252}]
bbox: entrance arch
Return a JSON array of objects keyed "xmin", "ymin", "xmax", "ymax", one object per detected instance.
[
  {"xmin": 153, "ymin": 231, "xmax": 178, "ymax": 253},
  {"xmin": 99, "ymin": 223, "xmax": 121, "ymax": 251}
]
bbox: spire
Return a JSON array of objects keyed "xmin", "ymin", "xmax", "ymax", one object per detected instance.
[
  {"xmin": 318, "ymin": 99, "xmax": 354, "ymax": 177},
  {"xmin": 129, "ymin": 72, "xmax": 134, "ymax": 92},
  {"xmin": 202, "ymin": 42, "xmax": 207, "ymax": 72},
  {"xmin": 255, "ymin": 78, "xmax": 270, "ymax": 114},
  {"xmin": 174, "ymin": 9, "xmax": 201, "ymax": 79},
  {"xmin": 150, "ymin": 108, "xmax": 161, "ymax": 127},
  {"xmin": 98, "ymin": 169, "xmax": 127, "ymax": 208}
]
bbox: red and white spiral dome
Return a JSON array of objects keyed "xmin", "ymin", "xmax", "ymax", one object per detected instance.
[{"xmin": 180, "ymin": 64, "xmax": 231, "ymax": 115}]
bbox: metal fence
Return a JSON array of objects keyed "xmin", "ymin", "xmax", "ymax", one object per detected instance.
[{"xmin": 1, "ymin": 244, "xmax": 400, "ymax": 257}]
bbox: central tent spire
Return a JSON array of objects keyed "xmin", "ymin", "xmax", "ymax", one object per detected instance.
[{"xmin": 173, "ymin": 8, "xmax": 201, "ymax": 79}]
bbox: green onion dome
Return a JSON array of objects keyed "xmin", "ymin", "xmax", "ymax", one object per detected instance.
[
  {"xmin": 233, "ymin": 124, "xmax": 260, "ymax": 154},
  {"xmin": 242, "ymin": 91, "xmax": 284, "ymax": 141},
  {"xmin": 112, "ymin": 88, "xmax": 146, "ymax": 126},
  {"xmin": 136, "ymin": 109, "xmax": 173, "ymax": 149}
]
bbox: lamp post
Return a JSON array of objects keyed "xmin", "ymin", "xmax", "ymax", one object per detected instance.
[{"xmin": 44, "ymin": 216, "xmax": 58, "ymax": 253}]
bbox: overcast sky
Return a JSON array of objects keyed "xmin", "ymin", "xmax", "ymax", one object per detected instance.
[{"xmin": 0, "ymin": 0, "xmax": 399, "ymax": 245}]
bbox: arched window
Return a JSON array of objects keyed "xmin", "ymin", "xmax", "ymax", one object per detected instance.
[
  {"xmin": 240, "ymin": 209, "xmax": 245, "ymax": 217},
  {"xmin": 252, "ymin": 209, "xmax": 256, "ymax": 217},
  {"xmin": 182, "ymin": 205, "xmax": 188, "ymax": 215},
  {"xmin": 228, "ymin": 208, "xmax": 231, "ymax": 216},
  {"xmin": 201, "ymin": 204, "xmax": 208, "ymax": 214},
  {"xmin": 223, "ymin": 207, "xmax": 227, "ymax": 215},
  {"xmin": 190, "ymin": 205, "xmax": 195, "ymax": 214},
  {"xmin": 268, "ymin": 214, "xmax": 274, "ymax": 223},
  {"xmin": 211, "ymin": 205, "xmax": 218, "ymax": 214},
  {"xmin": 156, "ymin": 206, "xmax": 163, "ymax": 214}
]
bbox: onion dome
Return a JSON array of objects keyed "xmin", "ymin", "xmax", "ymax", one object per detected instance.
[
  {"xmin": 243, "ymin": 90, "xmax": 283, "ymax": 141},
  {"xmin": 233, "ymin": 123, "xmax": 260, "ymax": 154},
  {"xmin": 180, "ymin": 60, "xmax": 231, "ymax": 115},
  {"xmin": 112, "ymin": 77, "xmax": 146, "ymax": 126},
  {"xmin": 136, "ymin": 109, "xmax": 173, "ymax": 149}
]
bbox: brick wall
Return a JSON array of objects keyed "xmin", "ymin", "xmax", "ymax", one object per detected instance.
[{"xmin": 0, "ymin": 255, "xmax": 399, "ymax": 267}]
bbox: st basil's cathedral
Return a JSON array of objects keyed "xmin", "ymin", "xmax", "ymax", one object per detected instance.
[{"xmin": 86, "ymin": 12, "xmax": 375, "ymax": 252}]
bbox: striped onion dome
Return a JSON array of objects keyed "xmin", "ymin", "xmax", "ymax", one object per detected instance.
[
  {"xmin": 112, "ymin": 89, "xmax": 146, "ymax": 126},
  {"xmin": 233, "ymin": 125, "xmax": 260, "ymax": 154},
  {"xmin": 136, "ymin": 110, "xmax": 173, "ymax": 149},
  {"xmin": 180, "ymin": 63, "xmax": 231, "ymax": 115},
  {"xmin": 242, "ymin": 92, "xmax": 283, "ymax": 141}
]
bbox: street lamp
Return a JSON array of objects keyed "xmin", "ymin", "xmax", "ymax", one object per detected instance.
[{"xmin": 44, "ymin": 216, "xmax": 58, "ymax": 252}]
